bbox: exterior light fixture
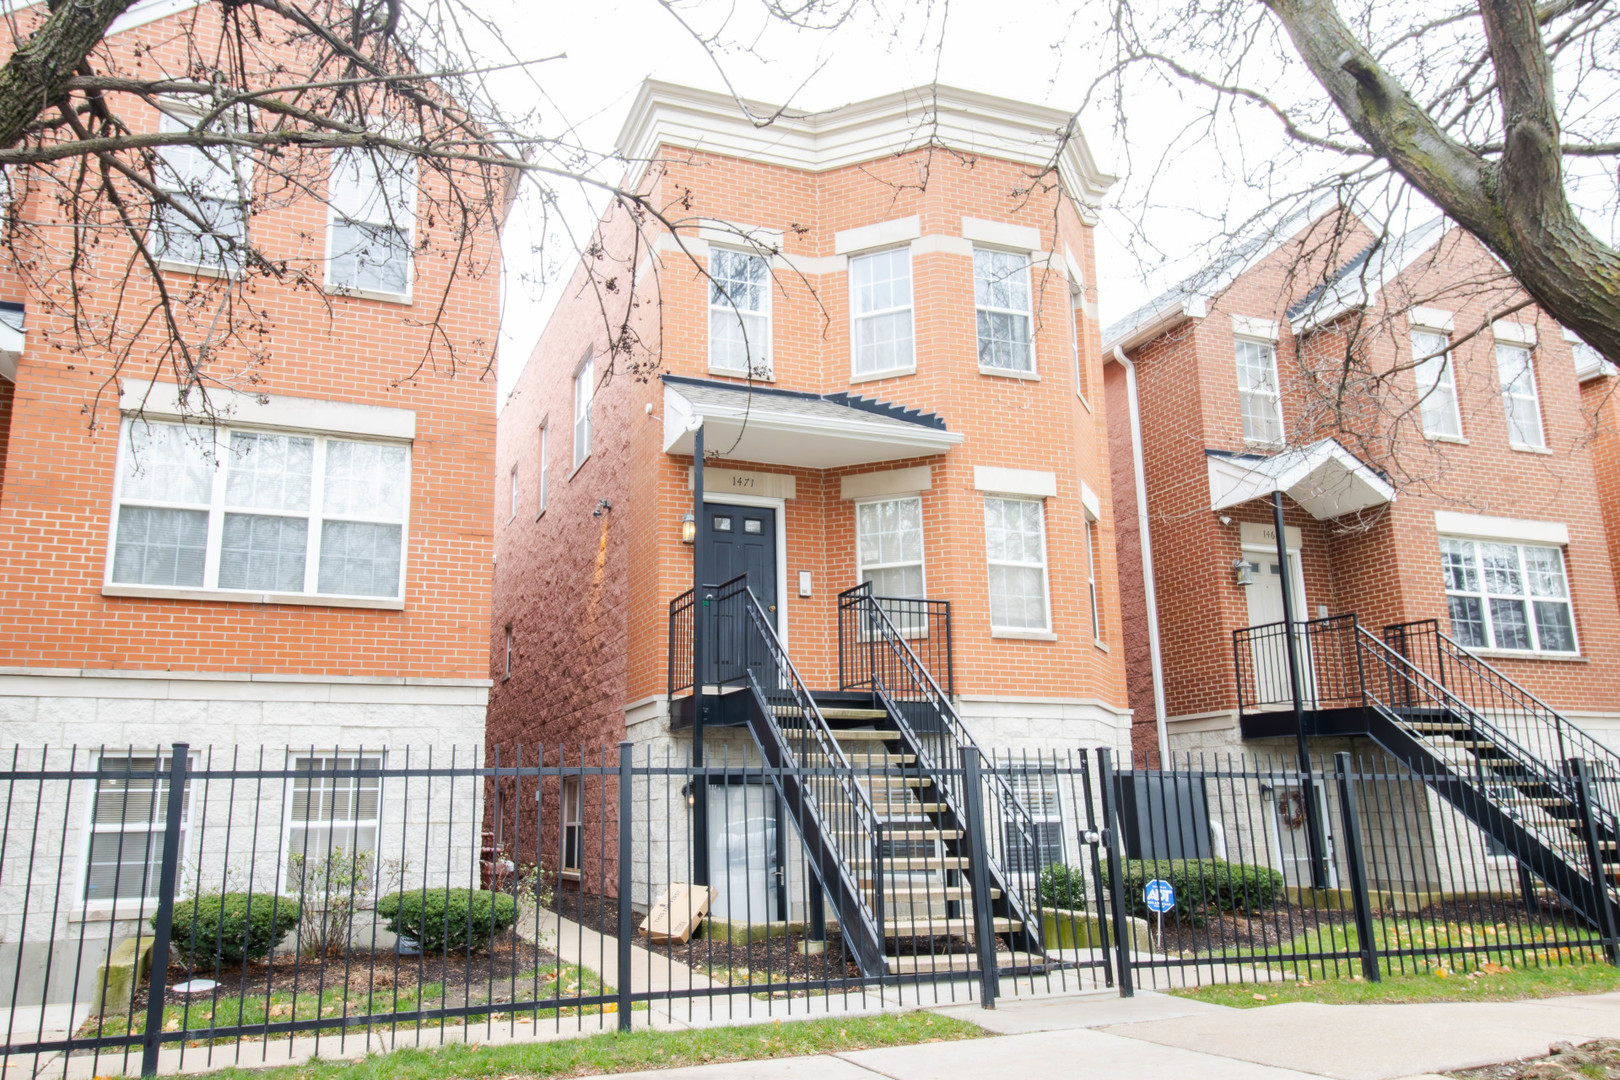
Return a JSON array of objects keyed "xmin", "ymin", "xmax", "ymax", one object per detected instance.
[
  {"xmin": 1233, "ymin": 558, "xmax": 1256, "ymax": 588},
  {"xmin": 680, "ymin": 513, "xmax": 697, "ymax": 545}
]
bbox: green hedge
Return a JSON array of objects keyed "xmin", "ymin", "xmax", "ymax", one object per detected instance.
[
  {"xmin": 375, "ymin": 888, "xmax": 518, "ymax": 954},
  {"xmin": 1102, "ymin": 859, "xmax": 1283, "ymax": 921},
  {"xmin": 1038, "ymin": 864, "xmax": 1087, "ymax": 911},
  {"xmin": 162, "ymin": 893, "xmax": 302, "ymax": 965}
]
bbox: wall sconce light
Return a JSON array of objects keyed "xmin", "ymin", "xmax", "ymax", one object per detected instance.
[
  {"xmin": 1233, "ymin": 558, "xmax": 1256, "ymax": 587},
  {"xmin": 680, "ymin": 513, "xmax": 696, "ymax": 545}
]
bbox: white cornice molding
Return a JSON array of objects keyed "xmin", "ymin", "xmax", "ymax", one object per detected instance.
[{"xmin": 615, "ymin": 80, "xmax": 1115, "ymax": 218}]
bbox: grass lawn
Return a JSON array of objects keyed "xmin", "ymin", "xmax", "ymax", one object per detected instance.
[
  {"xmin": 1175, "ymin": 955, "xmax": 1620, "ymax": 1008},
  {"xmin": 78, "ymin": 962, "xmax": 620, "ymax": 1045},
  {"xmin": 181, "ymin": 1011, "xmax": 985, "ymax": 1080}
]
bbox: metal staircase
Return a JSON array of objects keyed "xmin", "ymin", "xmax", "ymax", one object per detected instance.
[
  {"xmin": 1236, "ymin": 614, "xmax": 1620, "ymax": 932},
  {"xmin": 667, "ymin": 575, "xmax": 1050, "ymax": 979}
]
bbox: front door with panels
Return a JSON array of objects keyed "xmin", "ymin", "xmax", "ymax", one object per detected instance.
[
  {"xmin": 1242, "ymin": 552, "xmax": 1315, "ymax": 706},
  {"xmin": 703, "ymin": 503, "xmax": 779, "ymax": 684}
]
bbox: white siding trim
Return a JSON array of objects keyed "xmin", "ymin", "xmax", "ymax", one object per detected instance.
[
  {"xmin": 1493, "ymin": 320, "xmax": 1538, "ymax": 346},
  {"xmin": 973, "ymin": 466, "xmax": 1057, "ymax": 498},
  {"xmin": 834, "ymin": 216, "xmax": 920, "ymax": 255},
  {"xmin": 1407, "ymin": 306, "xmax": 1456, "ymax": 332},
  {"xmin": 1433, "ymin": 510, "xmax": 1568, "ymax": 546},
  {"xmin": 1230, "ymin": 315, "xmax": 1280, "ymax": 341},
  {"xmin": 120, "ymin": 379, "xmax": 415, "ymax": 440},
  {"xmin": 840, "ymin": 466, "xmax": 932, "ymax": 501},
  {"xmin": 1079, "ymin": 480, "xmax": 1101, "ymax": 521},
  {"xmin": 961, "ymin": 217, "xmax": 1041, "ymax": 252}
]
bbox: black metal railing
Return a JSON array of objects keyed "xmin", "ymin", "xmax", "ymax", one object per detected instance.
[
  {"xmin": 1385, "ymin": 619, "xmax": 1620, "ymax": 821},
  {"xmin": 667, "ymin": 587, "xmax": 696, "ymax": 700},
  {"xmin": 838, "ymin": 591, "xmax": 954, "ymax": 697},
  {"xmin": 1233, "ymin": 615, "xmax": 1365, "ymax": 715},
  {"xmin": 837, "ymin": 582, "xmax": 1045, "ymax": 955}
]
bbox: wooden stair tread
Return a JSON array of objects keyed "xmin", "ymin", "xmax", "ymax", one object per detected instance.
[
  {"xmin": 781, "ymin": 726, "xmax": 901, "ymax": 742},
  {"xmin": 882, "ymin": 916, "xmax": 1021, "ymax": 936},
  {"xmin": 852, "ymin": 856, "xmax": 972, "ymax": 872},
  {"xmin": 885, "ymin": 951, "xmax": 1047, "ymax": 974},
  {"xmin": 863, "ymin": 885, "xmax": 1000, "ymax": 901}
]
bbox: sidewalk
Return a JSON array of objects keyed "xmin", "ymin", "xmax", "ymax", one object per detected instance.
[{"xmin": 575, "ymin": 988, "xmax": 1620, "ymax": 1080}]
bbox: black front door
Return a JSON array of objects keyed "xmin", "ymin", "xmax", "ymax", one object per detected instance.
[{"xmin": 702, "ymin": 502, "xmax": 779, "ymax": 627}]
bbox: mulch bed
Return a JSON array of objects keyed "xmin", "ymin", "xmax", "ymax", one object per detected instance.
[
  {"xmin": 555, "ymin": 883, "xmax": 988, "ymax": 986},
  {"xmin": 132, "ymin": 930, "xmax": 560, "ymax": 1012},
  {"xmin": 1448, "ymin": 1038, "xmax": 1620, "ymax": 1079}
]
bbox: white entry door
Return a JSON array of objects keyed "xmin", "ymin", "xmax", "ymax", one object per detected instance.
[{"xmin": 1243, "ymin": 552, "xmax": 1315, "ymax": 705}]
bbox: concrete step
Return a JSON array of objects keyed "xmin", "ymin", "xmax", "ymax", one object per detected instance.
[{"xmin": 881, "ymin": 916, "xmax": 1021, "ymax": 937}]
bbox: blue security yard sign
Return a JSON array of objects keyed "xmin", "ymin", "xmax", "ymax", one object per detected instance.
[{"xmin": 1144, "ymin": 878, "xmax": 1177, "ymax": 913}]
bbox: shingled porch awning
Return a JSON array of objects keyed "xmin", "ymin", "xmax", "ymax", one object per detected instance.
[{"xmin": 662, "ymin": 375, "xmax": 963, "ymax": 469}]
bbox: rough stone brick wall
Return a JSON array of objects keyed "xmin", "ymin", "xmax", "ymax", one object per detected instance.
[
  {"xmin": 0, "ymin": 5, "xmax": 500, "ymax": 682},
  {"xmin": 1109, "ymin": 216, "xmax": 1620, "ymax": 752}
]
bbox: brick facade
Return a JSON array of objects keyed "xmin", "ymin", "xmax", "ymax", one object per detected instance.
[{"xmin": 1106, "ymin": 214, "xmax": 1620, "ymax": 755}]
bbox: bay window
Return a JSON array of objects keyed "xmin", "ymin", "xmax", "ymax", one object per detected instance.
[
  {"xmin": 974, "ymin": 248, "xmax": 1034, "ymax": 373},
  {"xmin": 108, "ymin": 420, "xmax": 410, "ymax": 602},
  {"xmin": 327, "ymin": 149, "xmax": 415, "ymax": 298},
  {"xmin": 984, "ymin": 496, "xmax": 1050, "ymax": 632},
  {"xmin": 709, "ymin": 248, "xmax": 772, "ymax": 377},
  {"xmin": 851, "ymin": 248, "xmax": 914, "ymax": 376},
  {"xmin": 1441, "ymin": 537, "xmax": 1576, "ymax": 654},
  {"xmin": 1496, "ymin": 344, "xmax": 1546, "ymax": 448},
  {"xmin": 1412, "ymin": 330, "xmax": 1462, "ymax": 439}
]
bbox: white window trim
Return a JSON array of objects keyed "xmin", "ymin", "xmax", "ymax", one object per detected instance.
[
  {"xmin": 102, "ymin": 420, "xmax": 411, "ymax": 610},
  {"xmin": 848, "ymin": 246, "xmax": 917, "ymax": 382},
  {"xmin": 1441, "ymin": 536, "xmax": 1578, "ymax": 656},
  {"xmin": 323, "ymin": 149, "xmax": 416, "ymax": 305},
  {"xmin": 150, "ymin": 104, "xmax": 252, "ymax": 278},
  {"xmin": 707, "ymin": 246, "xmax": 773, "ymax": 380},
  {"xmin": 973, "ymin": 246, "xmax": 1038, "ymax": 378},
  {"xmin": 508, "ymin": 462, "xmax": 519, "ymax": 522},
  {"xmin": 854, "ymin": 494, "xmax": 926, "ymax": 596},
  {"xmin": 1070, "ymin": 286, "xmax": 1091, "ymax": 409},
  {"xmin": 503, "ymin": 625, "xmax": 514, "ymax": 680},
  {"xmin": 277, "ymin": 751, "xmax": 384, "ymax": 896},
  {"xmin": 1433, "ymin": 511, "xmax": 1568, "ymax": 547},
  {"xmin": 984, "ymin": 494, "xmax": 1054, "ymax": 637},
  {"xmin": 573, "ymin": 355, "xmax": 594, "ymax": 472},
  {"xmin": 1085, "ymin": 511, "xmax": 1102, "ymax": 645},
  {"xmin": 1495, "ymin": 342, "xmax": 1547, "ymax": 450},
  {"xmin": 560, "ymin": 776, "xmax": 584, "ymax": 877},
  {"xmin": 1234, "ymin": 335, "xmax": 1286, "ymax": 447},
  {"xmin": 77, "ymin": 750, "xmax": 194, "ymax": 914},
  {"xmin": 1411, "ymin": 330, "xmax": 1465, "ymax": 442},
  {"xmin": 536, "ymin": 420, "xmax": 549, "ymax": 518}
]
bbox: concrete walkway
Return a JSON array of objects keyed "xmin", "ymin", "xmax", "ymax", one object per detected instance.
[{"xmin": 578, "ymin": 989, "xmax": 1620, "ymax": 1080}]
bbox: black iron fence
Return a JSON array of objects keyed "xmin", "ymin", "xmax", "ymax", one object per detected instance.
[
  {"xmin": 1102, "ymin": 748, "xmax": 1620, "ymax": 992},
  {"xmin": 0, "ymin": 743, "xmax": 1112, "ymax": 1079}
]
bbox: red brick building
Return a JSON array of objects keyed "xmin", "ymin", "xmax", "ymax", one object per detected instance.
[
  {"xmin": 490, "ymin": 82, "xmax": 1129, "ymax": 912},
  {"xmin": 1103, "ymin": 210, "xmax": 1620, "ymax": 759},
  {"xmin": 0, "ymin": 0, "xmax": 502, "ymax": 953}
]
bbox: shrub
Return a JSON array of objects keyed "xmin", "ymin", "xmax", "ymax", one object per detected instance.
[
  {"xmin": 1102, "ymin": 859, "xmax": 1283, "ymax": 922},
  {"xmin": 162, "ymin": 893, "xmax": 302, "ymax": 966},
  {"xmin": 1038, "ymin": 864, "xmax": 1087, "ymax": 911},
  {"xmin": 375, "ymin": 888, "xmax": 518, "ymax": 954}
]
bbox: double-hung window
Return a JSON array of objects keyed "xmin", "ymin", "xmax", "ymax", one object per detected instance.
[
  {"xmin": 709, "ymin": 248, "xmax": 771, "ymax": 378},
  {"xmin": 984, "ymin": 496, "xmax": 1050, "ymax": 632},
  {"xmin": 1441, "ymin": 537, "xmax": 1576, "ymax": 654},
  {"xmin": 1235, "ymin": 337, "xmax": 1284, "ymax": 445},
  {"xmin": 1003, "ymin": 773, "xmax": 1065, "ymax": 876},
  {"xmin": 152, "ymin": 109, "xmax": 249, "ymax": 272},
  {"xmin": 109, "ymin": 421, "xmax": 410, "ymax": 601},
  {"xmin": 573, "ymin": 357, "xmax": 593, "ymax": 468},
  {"xmin": 1071, "ymin": 288, "xmax": 1090, "ymax": 401},
  {"xmin": 1496, "ymin": 344, "xmax": 1546, "ymax": 448},
  {"xmin": 850, "ymin": 248, "xmax": 914, "ymax": 377},
  {"xmin": 285, "ymin": 753, "xmax": 381, "ymax": 863},
  {"xmin": 1412, "ymin": 331, "xmax": 1462, "ymax": 439},
  {"xmin": 327, "ymin": 149, "xmax": 415, "ymax": 298},
  {"xmin": 537, "ymin": 422, "xmax": 549, "ymax": 513},
  {"xmin": 856, "ymin": 496, "xmax": 925, "ymax": 629},
  {"xmin": 85, "ymin": 754, "xmax": 190, "ymax": 902},
  {"xmin": 1085, "ymin": 516, "xmax": 1102, "ymax": 642},
  {"xmin": 974, "ymin": 248, "xmax": 1034, "ymax": 373},
  {"xmin": 560, "ymin": 777, "xmax": 583, "ymax": 874}
]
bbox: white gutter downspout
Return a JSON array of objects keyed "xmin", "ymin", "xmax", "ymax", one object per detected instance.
[{"xmin": 1114, "ymin": 344, "xmax": 1169, "ymax": 765}]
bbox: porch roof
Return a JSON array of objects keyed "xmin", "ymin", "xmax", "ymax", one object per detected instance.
[
  {"xmin": 662, "ymin": 375, "xmax": 963, "ymax": 469},
  {"xmin": 1206, "ymin": 439, "xmax": 1395, "ymax": 520}
]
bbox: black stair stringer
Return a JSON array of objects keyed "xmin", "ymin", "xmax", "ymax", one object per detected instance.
[
  {"xmin": 874, "ymin": 688, "xmax": 1046, "ymax": 959},
  {"xmin": 737, "ymin": 677, "xmax": 889, "ymax": 978},
  {"xmin": 1362, "ymin": 704, "xmax": 1614, "ymax": 929}
]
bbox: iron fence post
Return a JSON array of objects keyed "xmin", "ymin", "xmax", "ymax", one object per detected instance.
[
  {"xmin": 1096, "ymin": 747, "xmax": 1133, "ymax": 997},
  {"xmin": 141, "ymin": 744, "xmax": 189, "ymax": 1078},
  {"xmin": 1568, "ymin": 758, "xmax": 1619, "ymax": 964},
  {"xmin": 961, "ymin": 747, "xmax": 998, "ymax": 1008},
  {"xmin": 616, "ymin": 741, "xmax": 634, "ymax": 1030},
  {"xmin": 1333, "ymin": 752, "xmax": 1380, "ymax": 982}
]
